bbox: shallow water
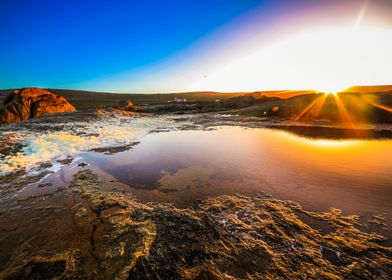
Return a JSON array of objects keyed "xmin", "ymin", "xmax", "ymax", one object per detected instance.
[
  {"xmin": 0, "ymin": 115, "xmax": 179, "ymax": 174},
  {"xmin": 8, "ymin": 123, "xmax": 392, "ymax": 238},
  {"xmin": 76, "ymin": 126, "xmax": 392, "ymax": 223}
]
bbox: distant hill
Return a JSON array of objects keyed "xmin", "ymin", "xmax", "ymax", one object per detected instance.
[
  {"xmin": 245, "ymin": 90, "xmax": 317, "ymax": 99},
  {"xmin": 0, "ymin": 89, "xmax": 239, "ymax": 110},
  {"xmin": 0, "ymin": 88, "xmax": 315, "ymax": 110},
  {"xmin": 0, "ymin": 88, "xmax": 312, "ymax": 110},
  {"xmin": 1, "ymin": 87, "xmax": 391, "ymax": 123},
  {"xmin": 238, "ymin": 91, "xmax": 392, "ymax": 124}
]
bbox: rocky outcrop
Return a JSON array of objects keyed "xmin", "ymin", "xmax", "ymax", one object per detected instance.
[
  {"xmin": 0, "ymin": 88, "xmax": 76, "ymax": 124},
  {"xmin": 116, "ymin": 100, "xmax": 135, "ymax": 110},
  {"xmin": 0, "ymin": 169, "xmax": 391, "ymax": 279}
]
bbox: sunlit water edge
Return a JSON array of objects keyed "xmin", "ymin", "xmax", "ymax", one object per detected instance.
[
  {"xmin": 1, "ymin": 116, "xmax": 391, "ymax": 240},
  {"xmin": 3, "ymin": 124, "xmax": 389, "ymax": 232}
]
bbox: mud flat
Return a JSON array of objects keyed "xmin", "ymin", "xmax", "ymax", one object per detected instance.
[{"xmin": 0, "ymin": 169, "xmax": 391, "ymax": 279}]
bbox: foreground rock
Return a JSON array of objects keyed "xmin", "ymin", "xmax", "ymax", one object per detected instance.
[
  {"xmin": 0, "ymin": 88, "xmax": 76, "ymax": 124},
  {"xmin": 0, "ymin": 170, "xmax": 390, "ymax": 279}
]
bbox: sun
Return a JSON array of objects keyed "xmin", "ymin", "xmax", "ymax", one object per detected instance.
[
  {"xmin": 317, "ymin": 84, "xmax": 344, "ymax": 96},
  {"xmin": 189, "ymin": 26, "xmax": 392, "ymax": 93},
  {"xmin": 317, "ymin": 89, "xmax": 338, "ymax": 96}
]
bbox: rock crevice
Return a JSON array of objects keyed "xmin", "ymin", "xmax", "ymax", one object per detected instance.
[{"xmin": 0, "ymin": 170, "xmax": 391, "ymax": 279}]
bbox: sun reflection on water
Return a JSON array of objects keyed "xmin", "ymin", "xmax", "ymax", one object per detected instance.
[
  {"xmin": 301, "ymin": 138, "xmax": 359, "ymax": 148},
  {"xmin": 275, "ymin": 130, "xmax": 360, "ymax": 149}
]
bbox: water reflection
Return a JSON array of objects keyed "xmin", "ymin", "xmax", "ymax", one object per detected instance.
[
  {"xmin": 266, "ymin": 124, "xmax": 392, "ymax": 139},
  {"xmin": 274, "ymin": 130, "xmax": 360, "ymax": 147},
  {"xmin": 80, "ymin": 126, "xmax": 392, "ymax": 228}
]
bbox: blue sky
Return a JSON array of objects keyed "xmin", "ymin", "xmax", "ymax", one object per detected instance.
[
  {"xmin": 0, "ymin": 0, "xmax": 264, "ymax": 90},
  {"xmin": 1, "ymin": 0, "xmax": 391, "ymax": 92}
]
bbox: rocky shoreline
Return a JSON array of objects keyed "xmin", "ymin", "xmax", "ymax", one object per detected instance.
[
  {"xmin": 1, "ymin": 93, "xmax": 392, "ymax": 279},
  {"xmin": 0, "ymin": 169, "xmax": 391, "ymax": 279}
]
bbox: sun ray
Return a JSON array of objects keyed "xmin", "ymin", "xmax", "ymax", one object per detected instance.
[
  {"xmin": 294, "ymin": 95, "xmax": 321, "ymax": 121},
  {"xmin": 334, "ymin": 95, "xmax": 352, "ymax": 123},
  {"xmin": 294, "ymin": 94, "xmax": 328, "ymax": 121},
  {"xmin": 305, "ymin": 93, "xmax": 328, "ymax": 118},
  {"xmin": 367, "ymin": 102, "xmax": 392, "ymax": 113},
  {"xmin": 332, "ymin": 94, "xmax": 361, "ymax": 132}
]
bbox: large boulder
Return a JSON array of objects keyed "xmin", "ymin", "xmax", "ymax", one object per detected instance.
[{"xmin": 0, "ymin": 88, "xmax": 76, "ymax": 124}]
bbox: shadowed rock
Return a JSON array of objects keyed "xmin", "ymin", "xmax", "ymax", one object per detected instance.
[
  {"xmin": 0, "ymin": 88, "xmax": 76, "ymax": 124},
  {"xmin": 116, "ymin": 100, "xmax": 135, "ymax": 110}
]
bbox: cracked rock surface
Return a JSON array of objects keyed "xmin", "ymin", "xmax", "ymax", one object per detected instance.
[{"xmin": 0, "ymin": 170, "xmax": 391, "ymax": 279}]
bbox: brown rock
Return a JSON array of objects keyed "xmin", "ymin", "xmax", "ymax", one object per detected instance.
[
  {"xmin": 0, "ymin": 88, "xmax": 76, "ymax": 124},
  {"xmin": 116, "ymin": 100, "xmax": 134, "ymax": 110}
]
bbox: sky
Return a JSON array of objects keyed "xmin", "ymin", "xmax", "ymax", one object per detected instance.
[{"xmin": 1, "ymin": 0, "xmax": 392, "ymax": 93}]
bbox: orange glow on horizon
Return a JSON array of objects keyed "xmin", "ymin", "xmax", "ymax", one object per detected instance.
[{"xmin": 291, "ymin": 89, "xmax": 392, "ymax": 138}]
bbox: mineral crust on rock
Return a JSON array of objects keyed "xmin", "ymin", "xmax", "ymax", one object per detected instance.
[{"xmin": 0, "ymin": 170, "xmax": 390, "ymax": 279}]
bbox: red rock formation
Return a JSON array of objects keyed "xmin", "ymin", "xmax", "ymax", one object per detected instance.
[{"xmin": 0, "ymin": 88, "xmax": 76, "ymax": 124}]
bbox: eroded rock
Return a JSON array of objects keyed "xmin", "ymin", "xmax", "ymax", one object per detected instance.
[
  {"xmin": 0, "ymin": 88, "xmax": 76, "ymax": 124},
  {"xmin": 89, "ymin": 142, "xmax": 140, "ymax": 154},
  {"xmin": 0, "ymin": 170, "xmax": 391, "ymax": 279}
]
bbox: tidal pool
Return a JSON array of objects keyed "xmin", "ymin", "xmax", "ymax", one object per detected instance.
[{"xmin": 78, "ymin": 126, "xmax": 392, "ymax": 226}]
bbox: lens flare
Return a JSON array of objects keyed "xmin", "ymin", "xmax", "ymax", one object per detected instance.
[{"xmin": 191, "ymin": 26, "xmax": 392, "ymax": 92}]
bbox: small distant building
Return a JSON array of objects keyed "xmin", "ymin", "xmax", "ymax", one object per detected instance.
[{"xmin": 173, "ymin": 97, "xmax": 187, "ymax": 103}]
